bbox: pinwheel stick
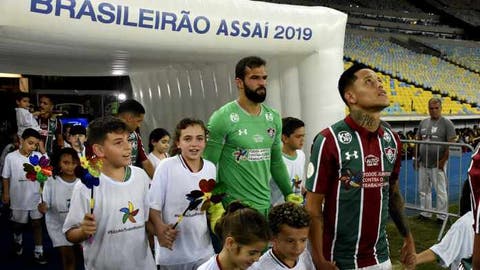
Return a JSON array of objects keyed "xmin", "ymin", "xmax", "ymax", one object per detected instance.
[
  {"xmin": 172, "ymin": 198, "xmax": 203, "ymax": 229},
  {"xmin": 90, "ymin": 188, "xmax": 94, "ymax": 214}
]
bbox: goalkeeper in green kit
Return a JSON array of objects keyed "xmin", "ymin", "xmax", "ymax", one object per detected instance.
[{"xmin": 204, "ymin": 56, "xmax": 302, "ymax": 220}]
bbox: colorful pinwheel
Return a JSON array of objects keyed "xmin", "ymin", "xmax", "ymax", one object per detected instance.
[
  {"xmin": 173, "ymin": 179, "xmax": 225, "ymax": 229},
  {"xmin": 23, "ymin": 155, "xmax": 52, "ymax": 202},
  {"xmin": 75, "ymin": 156, "xmax": 102, "ymax": 214}
]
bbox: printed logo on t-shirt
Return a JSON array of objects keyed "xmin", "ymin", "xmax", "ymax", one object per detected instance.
[
  {"xmin": 338, "ymin": 131, "xmax": 352, "ymax": 144},
  {"xmin": 233, "ymin": 148, "xmax": 248, "ymax": 162},
  {"xmin": 267, "ymin": 128, "xmax": 275, "ymax": 138},
  {"xmin": 365, "ymin": 155, "xmax": 380, "ymax": 167},
  {"xmin": 230, "ymin": 113, "xmax": 240, "ymax": 123},
  {"xmin": 265, "ymin": 112, "xmax": 274, "ymax": 121},
  {"xmin": 119, "ymin": 201, "xmax": 139, "ymax": 224},
  {"xmin": 339, "ymin": 168, "xmax": 362, "ymax": 189}
]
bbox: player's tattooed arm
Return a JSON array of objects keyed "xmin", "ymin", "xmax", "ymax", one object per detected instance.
[{"xmin": 388, "ymin": 180, "xmax": 410, "ymax": 237}]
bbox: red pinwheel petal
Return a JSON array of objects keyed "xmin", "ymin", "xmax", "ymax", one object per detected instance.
[
  {"xmin": 199, "ymin": 178, "xmax": 216, "ymax": 192},
  {"xmin": 26, "ymin": 171, "xmax": 37, "ymax": 181},
  {"xmin": 29, "ymin": 155, "xmax": 39, "ymax": 166},
  {"xmin": 199, "ymin": 179, "xmax": 208, "ymax": 192}
]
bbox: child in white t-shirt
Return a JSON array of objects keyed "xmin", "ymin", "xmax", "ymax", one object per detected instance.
[
  {"xmin": 1, "ymin": 128, "xmax": 47, "ymax": 264},
  {"xmin": 250, "ymin": 202, "xmax": 315, "ymax": 270},
  {"xmin": 15, "ymin": 92, "xmax": 40, "ymax": 138},
  {"xmin": 38, "ymin": 147, "xmax": 80, "ymax": 270},
  {"xmin": 271, "ymin": 117, "xmax": 306, "ymax": 205},
  {"xmin": 63, "ymin": 116, "xmax": 156, "ymax": 270},
  {"xmin": 149, "ymin": 118, "xmax": 215, "ymax": 270},
  {"xmin": 197, "ymin": 202, "xmax": 271, "ymax": 270},
  {"xmin": 147, "ymin": 128, "xmax": 170, "ymax": 169}
]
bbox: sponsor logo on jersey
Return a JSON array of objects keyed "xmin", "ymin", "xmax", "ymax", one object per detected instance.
[
  {"xmin": 339, "ymin": 168, "xmax": 362, "ymax": 189},
  {"xmin": 267, "ymin": 128, "xmax": 276, "ymax": 138},
  {"xmin": 384, "ymin": 147, "xmax": 396, "ymax": 163},
  {"xmin": 265, "ymin": 112, "xmax": 274, "ymax": 121},
  {"xmin": 230, "ymin": 113, "xmax": 240, "ymax": 123},
  {"xmin": 233, "ymin": 148, "xmax": 248, "ymax": 162},
  {"xmin": 383, "ymin": 132, "xmax": 392, "ymax": 142},
  {"xmin": 253, "ymin": 134, "xmax": 264, "ymax": 143},
  {"xmin": 238, "ymin": 128, "xmax": 248, "ymax": 136},
  {"xmin": 119, "ymin": 201, "xmax": 139, "ymax": 224},
  {"xmin": 338, "ymin": 131, "xmax": 352, "ymax": 144},
  {"xmin": 344, "ymin": 151, "xmax": 359, "ymax": 160},
  {"xmin": 365, "ymin": 154, "xmax": 379, "ymax": 167}
]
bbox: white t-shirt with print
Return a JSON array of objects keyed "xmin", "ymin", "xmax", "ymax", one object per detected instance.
[
  {"xmin": 270, "ymin": 149, "xmax": 306, "ymax": 205},
  {"xmin": 63, "ymin": 166, "xmax": 155, "ymax": 270},
  {"xmin": 2, "ymin": 150, "xmax": 44, "ymax": 210},
  {"xmin": 43, "ymin": 176, "xmax": 79, "ymax": 247},
  {"xmin": 197, "ymin": 255, "xmax": 221, "ymax": 270},
  {"xmin": 148, "ymin": 155, "xmax": 215, "ymax": 265}
]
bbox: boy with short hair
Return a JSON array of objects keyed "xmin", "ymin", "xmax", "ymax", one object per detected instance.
[
  {"xmin": 15, "ymin": 92, "xmax": 40, "ymax": 138},
  {"xmin": 251, "ymin": 202, "xmax": 314, "ymax": 269},
  {"xmin": 63, "ymin": 116, "xmax": 156, "ymax": 270},
  {"xmin": 270, "ymin": 117, "xmax": 306, "ymax": 205},
  {"xmin": 2, "ymin": 128, "xmax": 47, "ymax": 264},
  {"xmin": 66, "ymin": 125, "xmax": 87, "ymax": 157}
]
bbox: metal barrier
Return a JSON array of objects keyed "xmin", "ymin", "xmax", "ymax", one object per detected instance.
[{"xmin": 399, "ymin": 139, "xmax": 474, "ymax": 241}]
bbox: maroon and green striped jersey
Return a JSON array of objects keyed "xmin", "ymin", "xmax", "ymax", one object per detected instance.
[{"xmin": 306, "ymin": 116, "xmax": 402, "ymax": 269}]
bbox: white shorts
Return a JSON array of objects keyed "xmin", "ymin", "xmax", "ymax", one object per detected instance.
[{"xmin": 11, "ymin": 209, "xmax": 43, "ymax": 224}]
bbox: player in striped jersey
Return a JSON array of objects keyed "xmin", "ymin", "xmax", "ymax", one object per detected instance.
[{"xmin": 305, "ymin": 64, "xmax": 416, "ymax": 269}]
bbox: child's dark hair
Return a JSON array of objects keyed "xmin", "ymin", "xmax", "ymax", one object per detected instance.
[
  {"xmin": 148, "ymin": 128, "xmax": 170, "ymax": 153},
  {"xmin": 282, "ymin": 117, "xmax": 305, "ymax": 137},
  {"xmin": 87, "ymin": 116, "xmax": 127, "ymax": 145},
  {"xmin": 51, "ymin": 148, "xmax": 80, "ymax": 178},
  {"xmin": 268, "ymin": 202, "xmax": 311, "ymax": 236},
  {"xmin": 21, "ymin": 128, "xmax": 41, "ymax": 140},
  {"xmin": 117, "ymin": 99, "xmax": 145, "ymax": 116},
  {"xmin": 214, "ymin": 201, "xmax": 271, "ymax": 246},
  {"xmin": 460, "ymin": 180, "xmax": 472, "ymax": 216},
  {"xmin": 15, "ymin": 92, "xmax": 31, "ymax": 102},
  {"xmin": 169, "ymin": 118, "xmax": 207, "ymax": 156}
]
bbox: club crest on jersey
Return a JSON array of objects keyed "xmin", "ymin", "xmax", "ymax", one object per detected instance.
[
  {"xmin": 233, "ymin": 148, "xmax": 248, "ymax": 162},
  {"xmin": 267, "ymin": 128, "xmax": 276, "ymax": 138},
  {"xmin": 383, "ymin": 132, "xmax": 392, "ymax": 142},
  {"xmin": 306, "ymin": 162, "xmax": 315, "ymax": 178},
  {"xmin": 338, "ymin": 131, "xmax": 352, "ymax": 144},
  {"xmin": 265, "ymin": 112, "xmax": 274, "ymax": 121},
  {"xmin": 365, "ymin": 154, "xmax": 380, "ymax": 167},
  {"xmin": 339, "ymin": 168, "xmax": 362, "ymax": 189},
  {"xmin": 384, "ymin": 147, "xmax": 396, "ymax": 163},
  {"xmin": 230, "ymin": 113, "xmax": 240, "ymax": 123}
]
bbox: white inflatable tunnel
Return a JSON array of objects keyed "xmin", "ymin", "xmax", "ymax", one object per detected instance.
[{"xmin": 0, "ymin": 0, "xmax": 347, "ymax": 149}]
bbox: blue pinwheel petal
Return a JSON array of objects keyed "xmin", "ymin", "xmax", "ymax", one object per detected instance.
[
  {"xmin": 186, "ymin": 190, "xmax": 203, "ymax": 200},
  {"xmin": 83, "ymin": 172, "xmax": 99, "ymax": 189},
  {"xmin": 187, "ymin": 198, "xmax": 203, "ymax": 211},
  {"xmin": 39, "ymin": 156, "xmax": 49, "ymax": 167},
  {"xmin": 119, "ymin": 207, "xmax": 130, "ymax": 214},
  {"xmin": 29, "ymin": 155, "xmax": 39, "ymax": 166}
]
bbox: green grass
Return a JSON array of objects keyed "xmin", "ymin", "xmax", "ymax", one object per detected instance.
[{"xmin": 387, "ymin": 207, "xmax": 459, "ymax": 270}]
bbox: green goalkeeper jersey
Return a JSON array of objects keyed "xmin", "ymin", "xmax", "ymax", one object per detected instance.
[{"xmin": 204, "ymin": 101, "xmax": 291, "ymax": 213}]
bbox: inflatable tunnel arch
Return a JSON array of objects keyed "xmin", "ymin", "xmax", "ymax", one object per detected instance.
[{"xmin": 0, "ymin": 0, "xmax": 347, "ymax": 149}]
